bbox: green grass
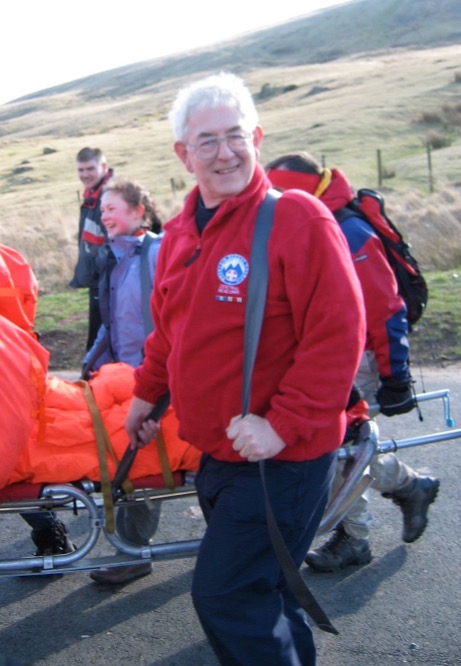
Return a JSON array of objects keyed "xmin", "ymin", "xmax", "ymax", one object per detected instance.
[
  {"xmin": 409, "ymin": 267, "xmax": 461, "ymax": 365},
  {"xmin": 35, "ymin": 289, "xmax": 89, "ymax": 370},
  {"xmin": 36, "ymin": 288, "xmax": 88, "ymax": 335},
  {"xmin": 34, "ymin": 270, "xmax": 461, "ymax": 371}
]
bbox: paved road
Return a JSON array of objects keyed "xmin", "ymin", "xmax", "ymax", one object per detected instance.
[{"xmin": 1, "ymin": 366, "xmax": 460, "ymax": 666}]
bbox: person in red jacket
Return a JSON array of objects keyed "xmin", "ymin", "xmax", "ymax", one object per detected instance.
[
  {"xmin": 125, "ymin": 73, "xmax": 366, "ymax": 666},
  {"xmin": 266, "ymin": 151, "xmax": 439, "ymax": 572}
]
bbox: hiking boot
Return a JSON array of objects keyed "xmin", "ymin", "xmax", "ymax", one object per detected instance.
[
  {"xmin": 90, "ymin": 562, "xmax": 152, "ymax": 585},
  {"xmin": 384, "ymin": 476, "xmax": 440, "ymax": 543},
  {"xmin": 31, "ymin": 519, "xmax": 75, "ymax": 556},
  {"xmin": 304, "ymin": 526, "xmax": 372, "ymax": 572}
]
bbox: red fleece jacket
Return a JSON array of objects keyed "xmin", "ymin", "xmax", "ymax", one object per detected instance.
[{"xmin": 134, "ymin": 164, "xmax": 366, "ymax": 462}]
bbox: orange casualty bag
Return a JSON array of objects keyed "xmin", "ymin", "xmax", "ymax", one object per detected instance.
[
  {"xmin": 7, "ymin": 363, "xmax": 200, "ymax": 487},
  {"xmin": 4, "ymin": 362, "xmax": 200, "ymax": 488},
  {"xmin": 0, "ymin": 314, "xmax": 49, "ymax": 488},
  {"xmin": 0, "ymin": 244, "xmax": 38, "ymax": 336},
  {"xmin": 0, "ymin": 243, "xmax": 200, "ymax": 489}
]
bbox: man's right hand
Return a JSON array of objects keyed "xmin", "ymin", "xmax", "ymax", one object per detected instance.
[{"xmin": 125, "ymin": 396, "xmax": 159, "ymax": 449}]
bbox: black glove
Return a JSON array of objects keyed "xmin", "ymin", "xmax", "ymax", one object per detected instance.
[{"xmin": 376, "ymin": 378, "xmax": 415, "ymax": 417}]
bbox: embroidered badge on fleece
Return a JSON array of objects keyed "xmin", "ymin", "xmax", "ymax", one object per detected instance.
[{"xmin": 216, "ymin": 254, "xmax": 248, "ymax": 302}]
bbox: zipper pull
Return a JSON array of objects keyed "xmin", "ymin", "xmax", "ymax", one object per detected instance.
[{"xmin": 184, "ymin": 242, "xmax": 202, "ymax": 267}]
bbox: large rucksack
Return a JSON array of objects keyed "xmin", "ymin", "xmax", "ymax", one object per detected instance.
[{"xmin": 334, "ymin": 188, "xmax": 428, "ymax": 330}]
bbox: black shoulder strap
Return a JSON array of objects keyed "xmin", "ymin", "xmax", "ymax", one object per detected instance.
[
  {"xmin": 242, "ymin": 189, "xmax": 279, "ymax": 414},
  {"xmin": 140, "ymin": 233, "xmax": 155, "ymax": 337},
  {"xmin": 243, "ymin": 189, "xmax": 338, "ymax": 636},
  {"xmin": 333, "ymin": 205, "xmax": 359, "ymax": 225}
]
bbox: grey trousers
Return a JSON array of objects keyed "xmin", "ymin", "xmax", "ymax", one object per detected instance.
[{"xmin": 335, "ymin": 351, "xmax": 416, "ymax": 539}]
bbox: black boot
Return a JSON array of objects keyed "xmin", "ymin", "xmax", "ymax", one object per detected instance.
[
  {"xmin": 304, "ymin": 524, "xmax": 372, "ymax": 572},
  {"xmin": 384, "ymin": 476, "xmax": 440, "ymax": 543},
  {"xmin": 31, "ymin": 519, "xmax": 75, "ymax": 556}
]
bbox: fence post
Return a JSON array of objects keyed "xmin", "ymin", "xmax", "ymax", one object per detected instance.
[
  {"xmin": 377, "ymin": 149, "xmax": 383, "ymax": 187},
  {"xmin": 426, "ymin": 144, "xmax": 434, "ymax": 193}
]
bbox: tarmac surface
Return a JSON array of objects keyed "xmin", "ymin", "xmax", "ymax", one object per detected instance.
[{"xmin": 0, "ymin": 365, "xmax": 460, "ymax": 666}]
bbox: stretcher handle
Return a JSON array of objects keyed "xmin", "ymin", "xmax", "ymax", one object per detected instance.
[{"xmin": 112, "ymin": 391, "xmax": 171, "ymax": 496}]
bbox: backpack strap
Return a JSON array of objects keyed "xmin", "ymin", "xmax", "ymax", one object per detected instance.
[
  {"xmin": 243, "ymin": 189, "xmax": 338, "ymax": 635},
  {"xmin": 333, "ymin": 205, "xmax": 360, "ymax": 225},
  {"xmin": 140, "ymin": 232, "xmax": 156, "ymax": 337}
]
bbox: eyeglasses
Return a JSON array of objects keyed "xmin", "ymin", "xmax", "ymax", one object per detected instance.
[{"xmin": 187, "ymin": 131, "xmax": 254, "ymax": 160}]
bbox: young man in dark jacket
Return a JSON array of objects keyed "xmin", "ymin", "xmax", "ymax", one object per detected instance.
[{"xmin": 69, "ymin": 147, "xmax": 113, "ymax": 350}]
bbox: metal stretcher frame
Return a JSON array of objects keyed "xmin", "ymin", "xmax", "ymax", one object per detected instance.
[{"xmin": 0, "ymin": 389, "xmax": 459, "ymax": 579}]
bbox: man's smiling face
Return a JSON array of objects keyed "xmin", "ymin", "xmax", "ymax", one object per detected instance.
[{"xmin": 174, "ymin": 105, "xmax": 263, "ymax": 208}]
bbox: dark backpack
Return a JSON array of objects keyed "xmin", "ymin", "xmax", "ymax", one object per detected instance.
[{"xmin": 334, "ymin": 188, "xmax": 428, "ymax": 330}]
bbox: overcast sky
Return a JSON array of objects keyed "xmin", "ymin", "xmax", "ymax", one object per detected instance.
[{"xmin": 1, "ymin": 0, "xmax": 350, "ymax": 106}]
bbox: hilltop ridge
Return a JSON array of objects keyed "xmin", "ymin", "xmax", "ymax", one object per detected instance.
[{"xmin": 4, "ymin": 0, "xmax": 461, "ymax": 108}]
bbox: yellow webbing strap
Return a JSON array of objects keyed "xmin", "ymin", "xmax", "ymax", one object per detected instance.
[
  {"xmin": 78, "ymin": 382, "xmax": 134, "ymax": 494},
  {"xmin": 29, "ymin": 352, "xmax": 49, "ymax": 442},
  {"xmin": 156, "ymin": 424, "xmax": 176, "ymax": 491},
  {"xmin": 314, "ymin": 168, "xmax": 332, "ymax": 198},
  {"xmin": 77, "ymin": 380, "xmax": 133, "ymax": 532}
]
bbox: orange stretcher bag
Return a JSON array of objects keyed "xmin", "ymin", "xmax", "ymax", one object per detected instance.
[
  {"xmin": 0, "ymin": 243, "xmax": 38, "ymax": 336},
  {"xmin": 0, "ymin": 314, "xmax": 49, "ymax": 488},
  {"xmin": 3, "ymin": 359, "xmax": 200, "ymax": 489},
  {"xmin": 0, "ymin": 244, "xmax": 199, "ymax": 490}
]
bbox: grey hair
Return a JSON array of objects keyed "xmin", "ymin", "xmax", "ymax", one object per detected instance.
[{"xmin": 168, "ymin": 71, "xmax": 259, "ymax": 142}]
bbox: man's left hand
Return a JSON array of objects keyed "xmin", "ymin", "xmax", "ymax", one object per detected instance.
[
  {"xmin": 226, "ymin": 414, "xmax": 286, "ymax": 462},
  {"xmin": 376, "ymin": 379, "xmax": 415, "ymax": 417}
]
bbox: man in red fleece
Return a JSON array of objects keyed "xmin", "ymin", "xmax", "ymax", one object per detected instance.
[
  {"xmin": 125, "ymin": 73, "xmax": 365, "ymax": 666},
  {"xmin": 266, "ymin": 151, "xmax": 439, "ymax": 573}
]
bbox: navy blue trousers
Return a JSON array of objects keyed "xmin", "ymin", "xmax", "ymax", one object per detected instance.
[
  {"xmin": 21, "ymin": 511, "xmax": 58, "ymax": 530},
  {"xmin": 192, "ymin": 452, "xmax": 336, "ymax": 666}
]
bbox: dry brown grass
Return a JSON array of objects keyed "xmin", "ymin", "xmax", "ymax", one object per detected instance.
[
  {"xmin": 385, "ymin": 186, "xmax": 461, "ymax": 270},
  {"xmin": 0, "ymin": 44, "xmax": 460, "ymax": 290},
  {"xmin": 4, "ymin": 183, "xmax": 460, "ymax": 293}
]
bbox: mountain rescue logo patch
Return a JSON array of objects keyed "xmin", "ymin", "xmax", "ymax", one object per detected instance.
[{"xmin": 217, "ymin": 254, "xmax": 249, "ymax": 287}]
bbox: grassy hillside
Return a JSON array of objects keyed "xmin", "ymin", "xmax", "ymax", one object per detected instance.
[
  {"xmin": 0, "ymin": 0, "xmax": 460, "ymax": 368},
  {"xmin": 7, "ymin": 0, "xmax": 461, "ymax": 104},
  {"xmin": 1, "ymin": 42, "xmax": 460, "ymax": 293},
  {"xmin": 35, "ymin": 267, "xmax": 461, "ymax": 371}
]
